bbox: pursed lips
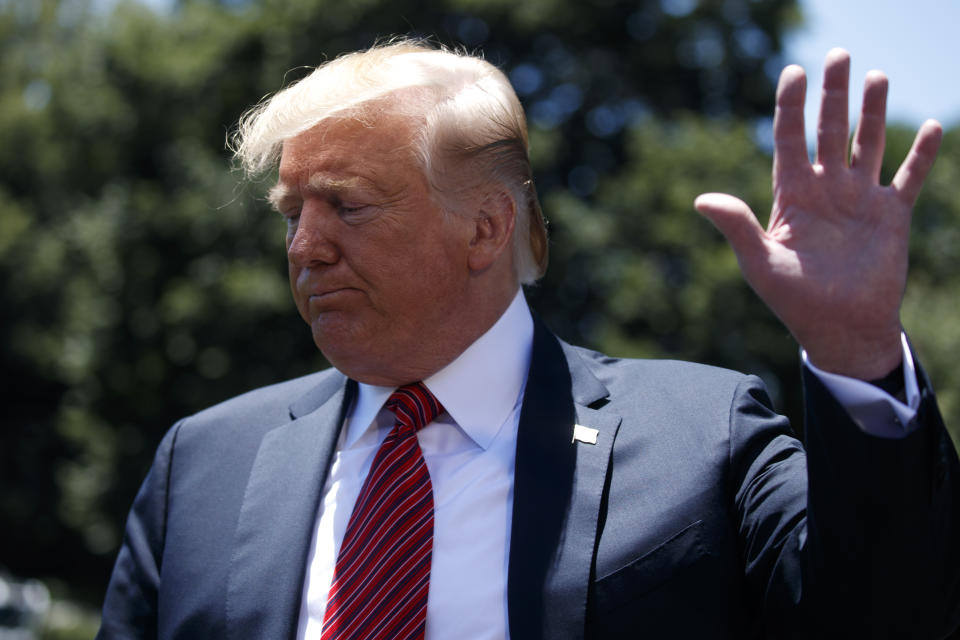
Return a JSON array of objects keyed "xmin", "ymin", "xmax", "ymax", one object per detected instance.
[
  {"xmin": 297, "ymin": 277, "xmax": 357, "ymax": 298},
  {"xmin": 304, "ymin": 286, "xmax": 363, "ymax": 306},
  {"xmin": 310, "ymin": 287, "xmax": 349, "ymax": 298}
]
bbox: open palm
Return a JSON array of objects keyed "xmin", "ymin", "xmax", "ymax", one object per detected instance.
[{"xmin": 695, "ymin": 49, "xmax": 942, "ymax": 380}]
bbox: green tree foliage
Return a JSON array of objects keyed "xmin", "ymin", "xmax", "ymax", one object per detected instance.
[
  {"xmin": 0, "ymin": 0, "xmax": 324, "ymax": 600},
  {"xmin": 2, "ymin": 0, "xmax": 957, "ymax": 615},
  {"xmin": 901, "ymin": 126, "xmax": 960, "ymax": 450}
]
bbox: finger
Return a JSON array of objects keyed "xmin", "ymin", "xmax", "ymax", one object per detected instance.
[
  {"xmin": 892, "ymin": 119, "xmax": 943, "ymax": 205},
  {"xmin": 850, "ymin": 70, "xmax": 888, "ymax": 181},
  {"xmin": 694, "ymin": 193, "xmax": 767, "ymax": 264},
  {"xmin": 773, "ymin": 64, "xmax": 809, "ymax": 176},
  {"xmin": 816, "ymin": 48, "xmax": 851, "ymax": 168}
]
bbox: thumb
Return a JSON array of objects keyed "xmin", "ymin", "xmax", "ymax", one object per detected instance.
[{"xmin": 694, "ymin": 193, "xmax": 767, "ymax": 261}]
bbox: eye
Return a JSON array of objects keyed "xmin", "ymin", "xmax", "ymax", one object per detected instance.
[
  {"xmin": 281, "ymin": 207, "xmax": 301, "ymax": 230},
  {"xmin": 337, "ymin": 202, "xmax": 377, "ymax": 224}
]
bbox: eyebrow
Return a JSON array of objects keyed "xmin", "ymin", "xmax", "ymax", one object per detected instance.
[
  {"xmin": 267, "ymin": 175, "xmax": 374, "ymax": 213},
  {"xmin": 267, "ymin": 183, "xmax": 297, "ymax": 213}
]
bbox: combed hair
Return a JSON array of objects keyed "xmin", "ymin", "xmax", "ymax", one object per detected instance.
[{"xmin": 230, "ymin": 38, "xmax": 548, "ymax": 284}]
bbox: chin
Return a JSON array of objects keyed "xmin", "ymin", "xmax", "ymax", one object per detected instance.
[
  {"xmin": 324, "ymin": 353, "xmax": 406, "ymax": 386},
  {"xmin": 312, "ymin": 331, "xmax": 381, "ymax": 382}
]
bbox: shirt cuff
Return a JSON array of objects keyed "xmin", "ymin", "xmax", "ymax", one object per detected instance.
[{"xmin": 801, "ymin": 333, "xmax": 920, "ymax": 439}]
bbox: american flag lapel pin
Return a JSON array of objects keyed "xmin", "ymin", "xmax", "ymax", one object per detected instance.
[{"xmin": 572, "ymin": 423, "xmax": 599, "ymax": 445}]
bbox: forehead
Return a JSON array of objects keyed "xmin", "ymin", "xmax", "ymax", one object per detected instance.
[{"xmin": 278, "ymin": 111, "xmax": 420, "ymax": 183}]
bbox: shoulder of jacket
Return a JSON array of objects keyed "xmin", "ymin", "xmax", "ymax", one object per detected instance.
[{"xmin": 168, "ymin": 368, "xmax": 346, "ymax": 441}]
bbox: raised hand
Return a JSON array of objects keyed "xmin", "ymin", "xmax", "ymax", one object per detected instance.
[{"xmin": 695, "ymin": 49, "xmax": 942, "ymax": 380}]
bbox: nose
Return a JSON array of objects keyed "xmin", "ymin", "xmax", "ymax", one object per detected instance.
[{"xmin": 286, "ymin": 203, "xmax": 341, "ymax": 268}]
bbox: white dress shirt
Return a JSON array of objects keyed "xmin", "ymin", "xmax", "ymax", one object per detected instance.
[
  {"xmin": 296, "ymin": 289, "xmax": 533, "ymax": 640},
  {"xmin": 803, "ymin": 332, "xmax": 921, "ymax": 438},
  {"xmin": 295, "ymin": 288, "xmax": 920, "ymax": 639}
]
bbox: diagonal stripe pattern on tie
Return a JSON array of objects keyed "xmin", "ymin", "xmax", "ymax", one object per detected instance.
[{"xmin": 321, "ymin": 382, "xmax": 444, "ymax": 640}]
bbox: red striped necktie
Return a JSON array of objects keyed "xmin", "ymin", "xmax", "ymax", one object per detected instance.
[{"xmin": 320, "ymin": 382, "xmax": 444, "ymax": 640}]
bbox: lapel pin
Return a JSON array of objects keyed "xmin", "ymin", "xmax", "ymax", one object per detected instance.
[{"xmin": 572, "ymin": 423, "xmax": 599, "ymax": 445}]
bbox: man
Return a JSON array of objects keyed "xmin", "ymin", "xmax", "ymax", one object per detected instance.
[{"xmin": 98, "ymin": 40, "xmax": 960, "ymax": 638}]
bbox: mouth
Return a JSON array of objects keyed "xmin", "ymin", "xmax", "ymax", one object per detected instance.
[
  {"xmin": 310, "ymin": 287, "xmax": 349, "ymax": 299},
  {"xmin": 314, "ymin": 281, "xmax": 365, "ymax": 293},
  {"xmin": 306, "ymin": 287, "xmax": 362, "ymax": 307}
]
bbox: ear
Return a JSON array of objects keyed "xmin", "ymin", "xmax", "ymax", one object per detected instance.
[{"xmin": 467, "ymin": 190, "xmax": 516, "ymax": 273}]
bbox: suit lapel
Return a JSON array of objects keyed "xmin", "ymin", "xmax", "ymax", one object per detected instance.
[
  {"xmin": 226, "ymin": 375, "xmax": 355, "ymax": 640},
  {"xmin": 508, "ymin": 320, "xmax": 621, "ymax": 640}
]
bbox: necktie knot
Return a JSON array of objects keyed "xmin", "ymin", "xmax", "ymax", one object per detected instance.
[{"xmin": 386, "ymin": 382, "xmax": 444, "ymax": 433}]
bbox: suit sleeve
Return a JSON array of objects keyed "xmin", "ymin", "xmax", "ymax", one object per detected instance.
[
  {"xmin": 802, "ymin": 361, "xmax": 960, "ymax": 637},
  {"xmin": 96, "ymin": 422, "xmax": 182, "ymax": 640},
  {"xmin": 729, "ymin": 364, "xmax": 960, "ymax": 638}
]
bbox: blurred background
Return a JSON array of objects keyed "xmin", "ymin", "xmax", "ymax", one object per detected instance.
[{"xmin": 1, "ymin": 0, "xmax": 958, "ymax": 636}]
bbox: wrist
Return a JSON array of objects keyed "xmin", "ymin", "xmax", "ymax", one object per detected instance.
[{"xmin": 803, "ymin": 328, "xmax": 903, "ymax": 381}]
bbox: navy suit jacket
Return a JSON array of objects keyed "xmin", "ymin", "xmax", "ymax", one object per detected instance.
[{"xmin": 99, "ymin": 320, "xmax": 960, "ymax": 639}]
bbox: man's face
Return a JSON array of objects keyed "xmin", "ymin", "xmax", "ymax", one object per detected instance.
[{"xmin": 272, "ymin": 113, "xmax": 477, "ymax": 386}]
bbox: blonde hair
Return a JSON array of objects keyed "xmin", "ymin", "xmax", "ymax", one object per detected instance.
[{"xmin": 230, "ymin": 38, "xmax": 548, "ymax": 284}]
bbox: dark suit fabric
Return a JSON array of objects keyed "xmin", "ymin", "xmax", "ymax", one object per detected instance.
[{"xmin": 98, "ymin": 321, "xmax": 960, "ymax": 639}]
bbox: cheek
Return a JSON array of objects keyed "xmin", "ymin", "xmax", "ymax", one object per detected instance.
[{"xmin": 287, "ymin": 264, "xmax": 309, "ymax": 320}]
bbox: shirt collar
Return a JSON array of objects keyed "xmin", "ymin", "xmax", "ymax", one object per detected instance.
[{"xmin": 345, "ymin": 289, "xmax": 533, "ymax": 450}]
